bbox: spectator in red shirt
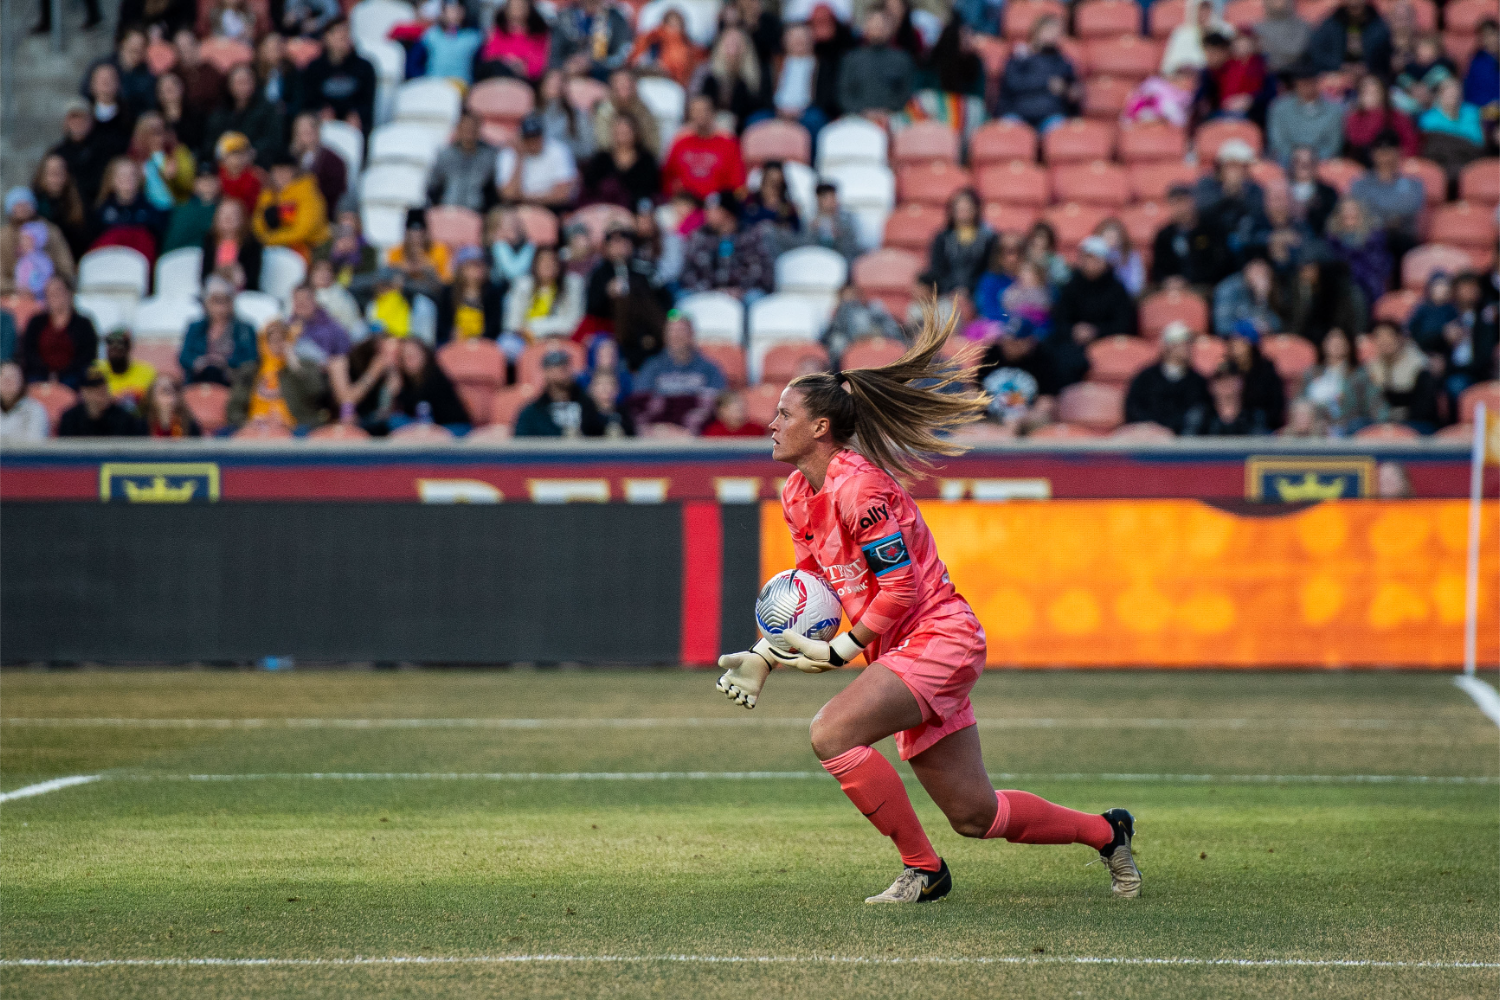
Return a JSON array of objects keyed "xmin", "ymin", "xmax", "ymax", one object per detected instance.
[
  {"xmin": 1344, "ymin": 75, "xmax": 1419, "ymax": 164},
  {"xmin": 661, "ymin": 94, "xmax": 746, "ymax": 201},
  {"xmin": 20, "ymin": 275, "xmax": 98, "ymax": 389},
  {"xmin": 215, "ymin": 131, "xmax": 264, "ymax": 215},
  {"xmin": 701, "ymin": 390, "xmax": 765, "ymax": 436}
]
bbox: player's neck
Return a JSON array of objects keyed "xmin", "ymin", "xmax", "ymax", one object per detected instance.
[{"xmin": 797, "ymin": 445, "xmax": 842, "ymax": 493}]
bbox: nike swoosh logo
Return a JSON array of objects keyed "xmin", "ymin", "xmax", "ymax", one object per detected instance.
[
  {"xmin": 803, "ymin": 532, "xmax": 813, "ymax": 541},
  {"xmin": 921, "ymin": 881, "xmax": 938, "ymax": 895},
  {"xmin": 860, "ymin": 804, "xmax": 883, "ymax": 818}
]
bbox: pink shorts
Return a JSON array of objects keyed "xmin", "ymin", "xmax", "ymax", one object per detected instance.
[{"xmin": 876, "ymin": 613, "xmax": 987, "ymax": 760}]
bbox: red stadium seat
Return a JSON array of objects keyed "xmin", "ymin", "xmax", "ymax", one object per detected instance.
[
  {"xmin": 1190, "ymin": 334, "xmax": 1226, "ymax": 378},
  {"xmin": 742, "ymin": 382, "xmax": 786, "ymax": 427},
  {"xmin": 437, "ymin": 338, "xmax": 505, "ymax": 394},
  {"xmin": 182, "ymin": 382, "xmax": 229, "ymax": 435},
  {"xmin": 1315, "ymin": 158, "xmax": 1366, "ymax": 194},
  {"xmin": 1029, "ymin": 421, "xmax": 1103, "ymax": 438},
  {"xmin": 1003, "ymin": 0, "xmax": 1066, "ymax": 40},
  {"xmin": 970, "ymin": 120, "xmax": 1038, "ymax": 167},
  {"xmin": 762, "ymin": 341, "xmax": 831, "ymax": 384},
  {"xmin": 517, "ymin": 204, "xmax": 559, "ymax": 247},
  {"xmin": 1118, "ymin": 201, "xmax": 1167, "ymax": 252},
  {"xmin": 1148, "ymin": 0, "xmax": 1185, "ymax": 37},
  {"xmin": 977, "ymin": 160, "xmax": 1051, "ymax": 205},
  {"xmin": 1355, "ymin": 422, "xmax": 1421, "ymax": 439},
  {"xmin": 841, "ymin": 336, "xmax": 908, "ymax": 370},
  {"xmin": 284, "ymin": 36, "xmax": 322, "ymax": 68},
  {"xmin": 1194, "ymin": 119, "xmax": 1263, "ymax": 162},
  {"xmin": 1402, "ymin": 244, "xmax": 1478, "ymax": 290},
  {"xmin": 465, "ymin": 422, "xmax": 514, "ymax": 442},
  {"xmin": 1111, "ymin": 421, "xmax": 1175, "ymax": 441},
  {"xmin": 1083, "ymin": 36, "xmax": 1162, "ymax": 81},
  {"xmin": 892, "ymin": 122, "xmax": 960, "ymax": 167},
  {"xmin": 1459, "ymin": 159, "xmax": 1500, "ymax": 205},
  {"xmin": 1051, "ymin": 161, "xmax": 1131, "ymax": 208},
  {"xmin": 1260, "ymin": 334, "xmax": 1317, "ymax": 381},
  {"xmin": 1248, "ymin": 158, "xmax": 1288, "ymax": 193},
  {"xmin": 1128, "ymin": 161, "xmax": 1200, "ymax": 202},
  {"xmin": 426, "ymin": 205, "xmax": 483, "ymax": 249},
  {"xmin": 200, "ymin": 37, "xmax": 253, "ymax": 73},
  {"xmin": 741, "ymin": 119, "xmax": 812, "ymax": 166},
  {"xmin": 897, "ymin": 161, "xmax": 974, "ymax": 207},
  {"xmin": 479, "ymin": 120, "xmax": 518, "ymax": 149},
  {"xmin": 490, "ymin": 383, "xmax": 539, "ymax": 428},
  {"xmin": 566, "ymin": 204, "xmax": 633, "ymax": 251},
  {"xmin": 1222, "ymin": 0, "xmax": 1262, "ymax": 30},
  {"xmin": 1086, "ymin": 335, "xmax": 1159, "ymax": 386},
  {"xmin": 1373, "ymin": 290, "xmax": 1420, "ymax": 325},
  {"xmin": 27, "ymin": 381, "xmax": 76, "ymax": 433},
  {"xmin": 566, "ymin": 75, "xmax": 609, "ymax": 112},
  {"xmin": 953, "ymin": 420, "xmax": 1019, "ymax": 441},
  {"xmin": 698, "ymin": 342, "xmax": 748, "ymax": 389},
  {"xmin": 516, "ymin": 337, "xmax": 587, "ymax": 388},
  {"xmin": 1401, "ymin": 158, "xmax": 1448, "ymax": 206},
  {"xmin": 1118, "ymin": 123, "xmax": 1187, "ymax": 164},
  {"xmin": 1460, "ymin": 382, "xmax": 1500, "ymax": 424},
  {"xmin": 235, "ymin": 419, "xmax": 294, "ymax": 439},
  {"xmin": 132, "ymin": 340, "xmax": 183, "ymax": 384},
  {"xmin": 1297, "ymin": 0, "xmax": 1340, "ymax": 25},
  {"xmin": 852, "ymin": 248, "xmax": 924, "ymax": 319},
  {"xmin": 1042, "ymin": 119, "xmax": 1116, "ymax": 164},
  {"xmin": 1043, "ymin": 202, "xmax": 1115, "ymax": 252},
  {"xmin": 468, "ymin": 77, "xmax": 534, "ymax": 124},
  {"xmin": 308, "ymin": 422, "xmax": 370, "ymax": 439},
  {"xmin": 1444, "ymin": 0, "xmax": 1493, "ymax": 33},
  {"xmin": 1373, "ymin": 0, "xmax": 1436, "ymax": 30},
  {"xmin": 1075, "ymin": 0, "xmax": 1141, "ymax": 38},
  {"xmin": 1057, "ymin": 382, "xmax": 1125, "ymax": 432},
  {"xmin": 1139, "ymin": 289, "xmax": 1209, "ymax": 339},
  {"xmin": 1083, "ymin": 76, "xmax": 1135, "ymax": 120},
  {"xmin": 1435, "ymin": 422, "xmax": 1476, "ymax": 441},
  {"xmin": 983, "ymin": 202, "xmax": 1043, "ymax": 235},
  {"xmin": 1428, "ymin": 202, "xmax": 1499, "ymax": 262},
  {"xmin": 883, "ymin": 203, "xmax": 946, "ymax": 253},
  {"xmin": 972, "ymin": 35, "xmax": 1011, "ymax": 85},
  {"xmin": 1444, "ymin": 31, "xmax": 1480, "ymax": 71},
  {"xmin": 390, "ymin": 422, "xmax": 454, "ymax": 441}
]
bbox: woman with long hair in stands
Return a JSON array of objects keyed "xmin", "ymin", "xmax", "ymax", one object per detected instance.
[
  {"xmin": 716, "ymin": 311, "xmax": 1141, "ymax": 903},
  {"xmin": 141, "ymin": 374, "xmax": 203, "ymax": 438}
]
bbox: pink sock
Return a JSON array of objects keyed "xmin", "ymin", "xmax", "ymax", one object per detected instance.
[
  {"xmin": 983, "ymin": 790, "xmax": 1113, "ymax": 850},
  {"xmin": 822, "ymin": 746, "xmax": 941, "ymax": 871}
]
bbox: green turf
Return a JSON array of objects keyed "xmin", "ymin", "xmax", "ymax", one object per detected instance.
[{"xmin": 2, "ymin": 669, "xmax": 1497, "ymax": 999}]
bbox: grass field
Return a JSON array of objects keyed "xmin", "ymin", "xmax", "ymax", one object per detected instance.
[{"xmin": 1, "ymin": 668, "xmax": 1497, "ymax": 999}]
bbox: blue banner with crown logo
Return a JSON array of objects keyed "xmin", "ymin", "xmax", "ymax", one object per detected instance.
[
  {"xmin": 1244, "ymin": 456, "xmax": 1374, "ymax": 501},
  {"xmin": 99, "ymin": 463, "xmax": 220, "ymax": 503}
]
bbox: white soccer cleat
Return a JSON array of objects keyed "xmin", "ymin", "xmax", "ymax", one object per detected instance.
[
  {"xmin": 1098, "ymin": 808, "xmax": 1142, "ymax": 898},
  {"xmin": 716, "ymin": 648, "xmax": 773, "ymax": 709},
  {"xmin": 864, "ymin": 859, "xmax": 952, "ymax": 903}
]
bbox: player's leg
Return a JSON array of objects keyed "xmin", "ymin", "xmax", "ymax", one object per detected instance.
[
  {"xmin": 909, "ymin": 726, "xmax": 1143, "ymax": 897},
  {"xmin": 810, "ymin": 663, "xmax": 949, "ymax": 899}
]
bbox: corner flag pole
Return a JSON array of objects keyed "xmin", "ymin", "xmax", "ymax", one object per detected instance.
[{"xmin": 1464, "ymin": 402, "xmax": 1486, "ymax": 679}]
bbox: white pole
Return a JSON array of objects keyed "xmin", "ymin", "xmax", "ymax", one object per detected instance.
[{"xmin": 1464, "ymin": 402, "xmax": 1486, "ymax": 678}]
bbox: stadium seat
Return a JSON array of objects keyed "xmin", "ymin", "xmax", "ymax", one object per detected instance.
[
  {"xmin": 131, "ymin": 339, "xmax": 183, "ymax": 383},
  {"xmin": 1315, "ymin": 158, "xmax": 1366, "ymax": 194},
  {"xmin": 1296, "ymin": 0, "xmax": 1340, "ymax": 26},
  {"xmin": 389, "ymin": 421, "xmax": 454, "ymax": 440},
  {"xmin": 749, "ymin": 295, "xmax": 822, "ymax": 381},
  {"xmin": 1041, "ymin": 119, "xmax": 1115, "ymax": 164},
  {"xmin": 567, "ymin": 203, "xmax": 635, "ymax": 250},
  {"xmin": 369, "ymin": 122, "xmax": 450, "ymax": 169},
  {"xmin": 1402, "ymin": 244, "xmax": 1476, "ymax": 290},
  {"xmin": 1117, "ymin": 123, "xmax": 1188, "ymax": 164},
  {"xmin": 130, "ymin": 295, "xmax": 202, "ymax": 340},
  {"xmin": 1444, "ymin": 30, "xmax": 1480, "ymax": 69},
  {"xmin": 821, "ymin": 163, "xmax": 895, "ymax": 250},
  {"xmin": 1148, "ymin": 0, "xmax": 1184, "ymax": 36},
  {"xmin": 741, "ymin": 119, "xmax": 812, "ymax": 166},
  {"xmin": 969, "ymin": 120, "xmax": 1038, "ymax": 167},
  {"xmin": 1194, "ymin": 119, "xmax": 1263, "ymax": 162},
  {"xmin": 742, "ymin": 382, "xmax": 785, "ymax": 427},
  {"xmin": 154, "ymin": 247, "xmax": 203, "ymax": 298},
  {"xmin": 235, "ymin": 291, "xmax": 283, "ymax": 331},
  {"xmin": 897, "ymin": 161, "xmax": 973, "ymax": 207},
  {"xmin": 351, "ymin": 0, "xmax": 414, "ymax": 53},
  {"xmin": 1373, "ymin": 0, "xmax": 1436, "ymax": 30},
  {"xmin": 1428, "ymin": 203, "xmax": 1499, "ymax": 262},
  {"xmin": 1260, "ymin": 334, "xmax": 1317, "ymax": 382},
  {"xmin": 883, "ymin": 203, "xmax": 946, "ymax": 253},
  {"xmin": 260, "ymin": 246, "xmax": 308, "ymax": 305},
  {"xmin": 816, "ymin": 116, "xmax": 889, "ymax": 171},
  {"xmin": 976, "ymin": 160, "xmax": 1050, "ymax": 205},
  {"xmin": 762, "ymin": 341, "xmax": 831, "ymax": 384},
  {"xmin": 852, "ymin": 248, "xmax": 924, "ymax": 319},
  {"xmin": 1401, "ymin": 158, "xmax": 1448, "ymax": 205},
  {"xmin": 516, "ymin": 204, "xmax": 559, "ymax": 246},
  {"xmin": 394, "ymin": 78, "xmax": 463, "ymax": 127},
  {"xmin": 1002, "ymin": 0, "xmax": 1066, "ymax": 40},
  {"xmin": 199, "ymin": 37, "xmax": 252, "ymax": 73},
  {"xmin": 840, "ymin": 336, "xmax": 908, "ymax": 370},
  {"xmin": 517, "ymin": 337, "xmax": 586, "ymax": 389},
  {"xmin": 1248, "ymin": 159, "xmax": 1287, "ymax": 192},
  {"xmin": 1190, "ymin": 334, "xmax": 1227, "ymax": 378},
  {"xmin": 319, "ymin": 120, "xmax": 364, "ymax": 178},
  {"xmin": 426, "ymin": 206, "xmax": 483, "ymax": 249},
  {"xmin": 468, "ymin": 77, "xmax": 534, "ymax": 125},
  {"xmin": 1086, "ymin": 335, "xmax": 1159, "ymax": 387},
  {"xmin": 891, "ymin": 122, "xmax": 960, "ymax": 168},
  {"xmin": 490, "ymin": 383, "xmax": 539, "ymax": 428},
  {"xmin": 72, "ymin": 294, "xmax": 131, "ymax": 335},
  {"xmin": 284, "ymin": 37, "xmax": 322, "ymax": 68},
  {"xmin": 78, "ymin": 247, "xmax": 150, "ymax": 300},
  {"xmin": 1127, "ymin": 161, "xmax": 1199, "ymax": 202},
  {"xmin": 1354, "ymin": 332, "xmax": 1377, "ymax": 364},
  {"xmin": 1057, "ymin": 382, "xmax": 1125, "ymax": 432},
  {"xmin": 464, "ymin": 422, "xmax": 513, "ymax": 442},
  {"xmin": 437, "ymin": 338, "xmax": 505, "ymax": 394},
  {"xmin": 1043, "ymin": 202, "xmax": 1114, "ymax": 252},
  {"xmin": 676, "ymin": 291, "xmax": 745, "ymax": 344},
  {"xmin": 1075, "ymin": 0, "xmax": 1140, "ymax": 38},
  {"xmin": 983, "ymin": 202, "xmax": 1042, "ymax": 235},
  {"xmin": 479, "ymin": 120, "xmax": 518, "ymax": 149},
  {"xmin": 1111, "ymin": 421, "xmax": 1175, "ymax": 441},
  {"xmin": 1029, "ymin": 421, "xmax": 1102, "ymax": 438},
  {"xmin": 1139, "ymin": 289, "xmax": 1209, "ymax": 339},
  {"xmin": 566, "ymin": 75, "xmax": 609, "ymax": 112},
  {"xmin": 1084, "ymin": 37, "xmax": 1162, "ymax": 81},
  {"xmin": 636, "ymin": 76, "xmax": 686, "ymax": 128},
  {"xmin": 972, "ymin": 36, "xmax": 1011, "ymax": 97},
  {"xmin": 1051, "ymin": 161, "xmax": 1131, "ymax": 208},
  {"xmin": 362, "ymin": 164, "xmax": 430, "ymax": 209},
  {"xmin": 364, "ymin": 39, "xmax": 406, "ymax": 127},
  {"xmin": 1459, "ymin": 159, "xmax": 1500, "ymax": 206},
  {"xmin": 1221, "ymin": 0, "xmax": 1263, "ymax": 30},
  {"xmin": 775, "ymin": 245, "xmax": 848, "ymax": 321},
  {"xmin": 1444, "ymin": 0, "xmax": 1492, "ymax": 33},
  {"xmin": 28, "ymin": 381, "xmax": 76, "ymax": 433},
  {"xmin": 362, "ymin": 204, "xmax": 407, "ymax": 250},
  {"xmin": 308, "ymin": 422, "xmax": 371, "ymax": 440},
  {"xmin": 1119, "ymin": 201, "xmax": 1167, "ymax": 252},
  {"xmin": 1434, "ymin": 422, "xmax": 1476, "ymax": 440},
  {"xmin": 183, "ymin": 382, "xmax": 230, "ymax": 435},
  {"xmin": 1354, "ymin": 422, "xmax": 1421, "ymax": 440},
  {"xmin": 952, "ymin": 420, "xmax": 1018, "ymax": 441},
  {"xmin": 1460, "ymin": 381, "xmax": 1500, "ymax": 424},
  {"xmin": 1083, "ymin": 76, "xmax": 1135, "ymax": 120},
  {"xmin": 698, "ymin": 342, "xmax": 748, "ymax": 389},
  {"xmin": 1373, "ymin": 290, "xmax": 1420, "ymax": 325}
]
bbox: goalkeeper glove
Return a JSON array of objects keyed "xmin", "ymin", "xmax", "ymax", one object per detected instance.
[
  {"xmin": 776, "ymin": 630, "xmax": 867, "ymax": 674},
  {"xmin": 716, "ymin": 638, "xmax": 789, "ymax": 709}
]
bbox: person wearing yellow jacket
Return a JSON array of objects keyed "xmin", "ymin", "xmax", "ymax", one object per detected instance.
[{"xmin": 250, "ymin": 153, "xmax": 331, "ymax": 262}]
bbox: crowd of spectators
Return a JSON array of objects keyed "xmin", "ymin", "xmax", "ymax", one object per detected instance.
[{"xmin": 1, "ymin": 0, "xmax": 1497, "ymax": 443}]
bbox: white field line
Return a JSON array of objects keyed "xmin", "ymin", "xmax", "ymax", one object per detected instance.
[
  {"xmin": 2, "ymin": 954, "xmax": 1497, "ymax": 971},
  {"xmin": 0, "ymin": 717, "xmax": 1449, "ymax": 730},
  {"xmin": 0, "ymin": 775, "xmax": 100, "ymax": 803},
  {"xmin": 110, "ymin": 771, "xmax": 1499, "ymax": 785},
  {"xmin": 1454, "ymin": 675, "xmax": 1500, "ymax": 727}
]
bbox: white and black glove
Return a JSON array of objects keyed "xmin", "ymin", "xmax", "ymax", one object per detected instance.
[
  {"xmin": 775, "ymin": 630, "xmax": 867, "ymax": 674},
  {"xmin": 716, "ymin": 638, "xmax": 788, "ymax": 709}
]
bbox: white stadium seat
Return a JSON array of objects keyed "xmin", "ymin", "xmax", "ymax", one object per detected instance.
[
  {"xmin": 320, "ymin": 119, "xmax": 365, "ymax": 177},
  {"xmin": 820, "ymin": 162, "xmax": 895, "ymax": 251},
  {"xmin": 78, "ymin": 246, "xmax": 150, "ymax": 299},
  {"xmin": 394, "ymin": 78, "xmax": 463, "ymax": 127},
  {"xmin": 359, "ymin": 38, "xmax": 407, "ymax": 127},
  {"xmin": 748, "ymin": 293, "xmax": 821, "ymax": 382},
  {"xmin": 73, "ymin": 294, "xmax": 132, "ymax": 336},
  {"xmin": 362, "ymin": 204, "xmax": 408, "ymax": 249},
  {"xmin": 130, "ymin": 295, "xmax": 204, "ymax": 340},
  {"xmin": 675, "ymin": 291, "xmax": 744, "ymax": 345},
  {"xmin": 815, "ymin": 116, "xmax": 888, "ymax": 172},
  {"xmin": 369, "ymin": 121, "xmax": 450, "ymax": 169},
  {"xmin": 350, "ymin": 0, "xmax": 415, "ymax": 55},
  {"xmin": 637, "ymin": 76, "xmax": 686, "ymax": 127},
  {"xmin": 774, "ymin": 245, "xmax": 847, "ymax": 322},
  {"xmin": 362, "ymin": 164, "xmax": 429, "ymax": 209},
  {"xmin": 154, "ymin": 247, "xmax": 203, "ymax": 298},
  {"xmin": 235, "ymin": 291, "xmax": 284, "ymax": 331},
  {"xmin": 260, "ymin": 246, "xmax": 309, "ymax": 305}
]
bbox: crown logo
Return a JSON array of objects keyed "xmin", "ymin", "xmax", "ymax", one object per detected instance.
[
  {"xmin": 1273, "ymin": 473, "xmax": 1347, "ymax": 502},
  {"xmin": 122, "ymin": 476, "xmax": 199, "ymax": 503}
]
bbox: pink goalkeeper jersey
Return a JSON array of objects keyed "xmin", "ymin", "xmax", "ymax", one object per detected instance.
[{"xmin": 781, "ymin": 449, "xmax": 974, "ymax": 661}]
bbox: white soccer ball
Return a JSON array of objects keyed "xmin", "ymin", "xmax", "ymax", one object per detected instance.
[{"xmin": 756, "ymin": 569, "xmax": 843, "ymax": 650}]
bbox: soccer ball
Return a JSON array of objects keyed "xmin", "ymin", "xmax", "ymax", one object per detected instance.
[{"xmin": 756, "ymin": 569, "xmax": 843, "ymax": 650}]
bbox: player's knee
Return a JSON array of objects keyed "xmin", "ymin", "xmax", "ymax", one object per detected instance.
[
  {"xmin": 809, "ymin": 710, "xmax": 853, "ymax": 761},
  {"xmin": 948, "ymin": 805, "xmax": 996, "ymax": 839}
]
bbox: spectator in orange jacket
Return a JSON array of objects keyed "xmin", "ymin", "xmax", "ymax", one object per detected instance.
[{"xmin": 251, "ymin": 153, "xmax": 330, "ymax": 261}]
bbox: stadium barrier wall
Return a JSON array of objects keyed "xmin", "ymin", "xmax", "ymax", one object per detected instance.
[
  {"xmin": 761, "ymin": 499, "xmax": 1498, "ymax": 669},
  {"xmin": 0, "ymin": 503, "xmax": 761, "ymax": 665}
]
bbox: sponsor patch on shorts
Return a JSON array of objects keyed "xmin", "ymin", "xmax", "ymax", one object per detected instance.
[{"xmin": 861, "ymin": 532, "xmax": 910, "ymax": 577}]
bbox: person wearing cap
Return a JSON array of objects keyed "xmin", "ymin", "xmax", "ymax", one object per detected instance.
[
  {"xmin": 302, "ymin": 18, "xmax": 378, "ymax": 134},
  {"xmin": 680, "ymin": 189, "xmax": 774, "ymax": 298},
  {"xmin": 437, "ymin": 246, "xmax": 506, "ymax": 344},
  {"xmin": 2, "ymin": 188, "xmax": 76, "ymax": 299},
  {"xmin": 251, "ymin": 153, "xmax": 331, "ymax": 261},
  {"xmin": 214, "ymin": 131, "xmax": 265, "ymax": 215},
  {"xmin": 1222, "ymin": 319, "xmax": 1287, "ymax": 431},
  {"xmin": 20, "ymin": 275, "xmax": 98, "ymax": 389},
  {"xmin": 1307, "ymin": 0, "xmax": 1391, "ymax": 76},
  {"xmin": 514, "ymin": 347, "xmax": 609, "ymax": 437},
  {"xmin": 661, "ymin": 95, "xmax": 747, "ymax": 202},
  {"xmin": 56, "ymin": 368, "xmax": 147, "ymax": 437},
  {"xmin": 550, "ymin": 0, "xmax": 633, "ymax": 80},
  {"xmin": 632, "ymin": 313, "xmax": 727, "ymax": 434},
  {"xmin": 162, "ymin": 162, "xmax": 224, "ymax": 256},
  {"xmin": 1193, "ymin": 139, "xmax": 1268, "ymax": 268},
  {"xmin": 181, "ymin": 276, "xmax": 260, "ymax": 384},
  {"xmin": 92, "ymin": 330, "xmax": 157, "ymax": 412},
  {"xmin": 1213, "ymin": 256, "xmax": 1282, "ymax": 337},
  {"xmin": 583, "ymin": 224, "xmax": 670, "ymax": 368},
  {"xmin": 496, "ymin": 113, "xmax": 579, "ymax": 209},
  {"xmin": 1124, "ymin": 322, "xmax": 1212, "ymax": 435},
  {"xmin": 1267, "ymin": 58, "xmax": 1344, "ymax": 165},
  {"xmin": 428, "ymin": 112, "xmax": 497, "ymax": 214},
  {"xmin": 1047, "ymin": 234, "xmax": 1138, "ymax": 389}
]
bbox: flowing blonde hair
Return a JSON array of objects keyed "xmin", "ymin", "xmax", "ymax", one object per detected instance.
[{"xmin": 788, "ymin": 305, "xmax": 988, "ymax": 479}]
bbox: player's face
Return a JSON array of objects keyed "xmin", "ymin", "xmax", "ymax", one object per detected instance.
[{"xmin": 769, "ymin": 387, "xmax": 822, "ymax": 465}]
